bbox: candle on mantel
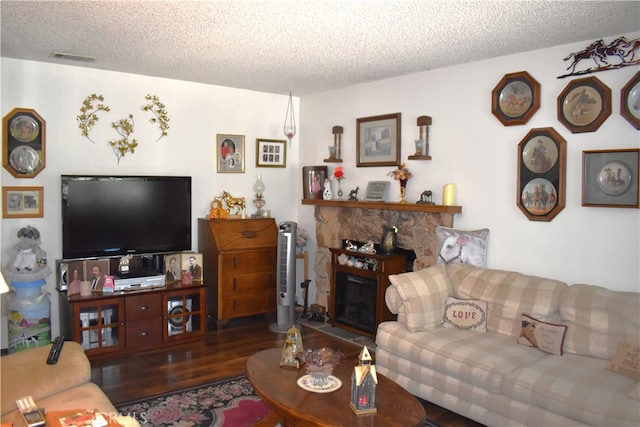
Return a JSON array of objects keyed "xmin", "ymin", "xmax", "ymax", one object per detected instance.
[{"xmin": 443, "ymin": 183, "xmax": 456, "ymax": 206}]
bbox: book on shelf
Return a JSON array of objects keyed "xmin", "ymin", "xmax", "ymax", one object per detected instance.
[{"xmin": 58, "ymin": 409, "xmax": 108, "ymax": 427}]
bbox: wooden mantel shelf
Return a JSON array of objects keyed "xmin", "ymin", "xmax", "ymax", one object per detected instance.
[{"xmin": 301, "ymin": 199, "xmax": 462, "ymax": 214}]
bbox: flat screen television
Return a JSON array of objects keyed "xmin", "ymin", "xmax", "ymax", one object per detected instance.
[{"xmin": 61, "ymin": 175, "xmax": 192, "ymax": 260}]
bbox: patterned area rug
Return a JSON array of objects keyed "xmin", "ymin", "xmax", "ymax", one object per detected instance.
[{"xmin": 116, "ymin": 376, "xmax": 270, "ymax": 427}]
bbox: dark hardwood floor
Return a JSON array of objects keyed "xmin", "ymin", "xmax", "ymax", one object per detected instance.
[{"xmin": 90, "ymin": 317, "xmax": 483, "ymax": 426}]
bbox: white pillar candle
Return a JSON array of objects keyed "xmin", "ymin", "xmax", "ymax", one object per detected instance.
[{"xmin": 443, "ymin": 183, "xmax": 456, "ymax": 206}]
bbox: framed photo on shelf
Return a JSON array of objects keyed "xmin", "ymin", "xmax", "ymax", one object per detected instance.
[
  {"xmin": 302, "ymin": 166, "xmax": 327, "ymax": 199},
  {"xmin": 582, "ymin": 148, "xmax": 639, "ymax": 208},
  {"xmin": 557, "ymin": 76, "xmax": 611, "ymax": 133},
  {"xmin": 181, "ymin": 252, "xmax": 203, "ymax": 282},
  {"xmin": 620, "ymin": 71, "xmax": 640, "ymax": 130},
  {"xmin": 356, "ymin": 113, "xmax": 401, "ymax": 167},
  {"xmin": 2, "ymin": 186, "xmax": 43, "ymax": 218},
  {"xmin": 491, "ymin": 71, "xmax": 540, "ymax": 126},
  {"xmin": 216, "ymin": 134, "xmax": 245, "ymax": 173},
  {"xmin": 364, "ymin": 181, "xmax": 390, "ymax": 201},
  {"xmin": 256, "ymin": 138, "xmax": 286, "ymax": 168},
  {"xmin": 163, "ymin": 253, "xmax": 181, "ymax": 283},
  {"xmin": 516, "ymin": 128, "xmax": 566, "ymax": 222}
]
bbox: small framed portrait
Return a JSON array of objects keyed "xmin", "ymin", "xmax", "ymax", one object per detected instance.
[
  {"xmin": 181, "ymin": 252, "xmax": 203, "ymax": 282},
  {"xmin": 582, "ymin": 148, "xmax": 639, "ymax": 208},
  {"xmin": 217, "ymin": 134, "xmax": 245, "ymax": 173},
  {"xmin": 85, "ymin": 259, "xmax": 110, "ymax": 291},
  {"xmin": 620, "ymin": 71, "xmax": 640, "ymax": 130},
  {"xmin": 491, "ymin": 71, "xmax": 540, "ymax": 126},
  {"xmin": 364, "ymin": 181, "xmax": 390, "ymax": 201},
  {"xmin": 517, "ymin": 127, "xmax": 566, "ymax": 222},
  {"xmin": 66, "ymin": 261, "xmax": 85, "ymax": 296},
  {"xmin": 356, "ymin": 113, "xmax": 401, "ymax": 167},
  {"xmin": 164, "ymin": 253, "xmax": 181, "ymax": 283},
  {"xmin": 2, "ymin": 186, "xmax": 43, "ymax": 218},
  {"xmin": 557, "ymin": 76, "xmax": 611, "ymax": 133},
  {"xmin": 256, "ymin": 138, "xmax": 286, "ymax": 168},
  {"xmin": 302, "ymin": 166, "xmax": 328, "ymax": 199}
]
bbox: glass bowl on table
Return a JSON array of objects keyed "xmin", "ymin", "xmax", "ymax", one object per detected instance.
[{"xmin": 296, "ymin": 347, "xmax": 344, "ymax": 392}]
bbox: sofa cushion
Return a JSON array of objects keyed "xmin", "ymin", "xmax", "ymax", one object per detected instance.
[
  {"xmin": 608, "ymin": 337, "xmax": 640, "ymax": 381},
  {"xmin": 387, "ymin": 264, "xmax": 452, "ymax": 332},
  {"xmin": 376, "ymin": 321, "xmax": 547, "ymax": 393},
  {"xmin": 560, "ymin": 283, "xmax": 640, "ymax": 360},
  {"xmin": 448, "ymin": 264, "xmax": 567, "ymax": 338},
  {"xmin": 516, "ymin": 313, "xmax": 567, "ymax": 356},
  {"xmin": 436, "ymin": 226, "xmax": 489, "ymax": 267},
  {"xmin": 503, "ymin": 352, "xmax": 639, "ymax": 426},
  {"xmin": 443, "ymin": 297, "xmax": 487, "ymax": 332}
]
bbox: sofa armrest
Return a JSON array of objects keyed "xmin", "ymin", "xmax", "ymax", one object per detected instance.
[{"xmin": 1, "ymin": 341, "xmax": 91, "ymax": 415}]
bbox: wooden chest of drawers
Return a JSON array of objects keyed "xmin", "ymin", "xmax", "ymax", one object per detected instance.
[{"xmin": 198, "ymin": 218, "xmax": 278, "ymax": 329}]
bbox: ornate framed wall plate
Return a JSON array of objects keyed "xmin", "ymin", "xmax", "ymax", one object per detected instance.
[
  {"xmin": 517, "ymin": 127, "xmax": 566, "ymax": 221},
  {"xmin": 216, "ymin": 134, "xmax": 245, "ymax": 173},
  {"xmin": 2, "ymin": 108, "xmax": 46, "ymax": 178},
  {"xmin": 582, "ymin": 148, "xmax": 639, "ymax": 208},
  {"xmin": 356, "ymin": 113, "xmax": 401, "ymax": 167},
  {"xmin": 557, "ymin": 76, "xmax": 611, "ymax": 133},
  {"xmin": 491, "ymin": 71, "xmax": 540, "ymax": 126},
  {"xmin": 620, "ymin": 71, "xmax": 640, "ymax": 130}
]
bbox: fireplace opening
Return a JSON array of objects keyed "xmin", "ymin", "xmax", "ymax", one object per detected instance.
[{"xmin": 334, "ymin": 271, "xmax": 377, "ymax": 335}]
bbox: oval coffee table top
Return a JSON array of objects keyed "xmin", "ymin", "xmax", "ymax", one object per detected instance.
[{"xmin": 246, "ymin": 348, "xmax": 426, "ymax": 427}]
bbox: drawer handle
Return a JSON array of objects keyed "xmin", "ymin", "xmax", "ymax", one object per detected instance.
[
  {"xmin": 140, "ymin": 331, "xmax": 149, "ymax": 336},
  {"xmin": 140, "ymin": 305, "xmax": 148, "ymax": 310},
  {"xmin": 233, "ymin": 256, "xmax": 238, "ymax": 268},
  {"xmin": 233, "ymin": 278, "xmax": 237, "ymax": 291}
]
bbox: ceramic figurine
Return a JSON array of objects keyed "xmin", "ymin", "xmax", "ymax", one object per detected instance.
[{"xmin": 323, "ymin": 178, "xmax": 332, "ymax": 200}]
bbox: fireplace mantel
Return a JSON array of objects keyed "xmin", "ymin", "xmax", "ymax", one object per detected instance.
[{"xmin": 303, "ymin": 199, "xmax": 463, "ymax": 310}]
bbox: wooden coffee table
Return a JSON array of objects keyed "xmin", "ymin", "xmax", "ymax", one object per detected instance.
[{"xmin": 246, "ymin": 348, "xmax": 426, "ymax": 426}]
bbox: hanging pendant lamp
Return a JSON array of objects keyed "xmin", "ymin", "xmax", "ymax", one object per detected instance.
[{"xmin": 283, "ymin": 90, "xmax": 296, "ymax": 142}]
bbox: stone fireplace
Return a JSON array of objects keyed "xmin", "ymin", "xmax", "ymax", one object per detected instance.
[{"xmin": 303, "ymin": 199, "xmax": 462, "ymax": 309}]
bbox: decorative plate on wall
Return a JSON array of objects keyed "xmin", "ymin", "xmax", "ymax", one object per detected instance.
[
  {"xmin": 557, "ymin": 76, "xmax": 611, "ymax": 133},
  {"xmin": 620, "ymin": 71, "xmax": 640, "ymax": 130},
  {"xmin": 2, "ymin": 108, "xmax": 46, "ymax": 178},
  {"xmin": 491, "ymin": 71, "xmax": 540, "ymax": 126}
]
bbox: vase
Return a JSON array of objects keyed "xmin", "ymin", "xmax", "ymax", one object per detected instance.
[
  {"xmin": 337, "ymin": 180, "xmax": 344, "ymax": 200},
  {"xmin": 7, "ymin": 279, "xmax": 51, "ymax": 353},
  {"xmin": 323, "ymin": 178, "xmax": 332, "ymax": 200},
  {"xmin": 380, "ymin": 226, "xmax": 398, "ymax": 255},
  {"xmin": 399, "ymin": 179, "xmax": 408, "ymax": 204}
]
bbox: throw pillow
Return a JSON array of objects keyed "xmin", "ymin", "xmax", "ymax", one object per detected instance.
[
  {"xmin": 436, "ymin": 226, "xmax": 489, "ymax": 267},
  {"xmin": 443, "ymin": 297, "xmax": 487, "ymax": 332},
  {"xmin": 608, "ymin": 337, "xmax": 640, "ymax": 381},
  {"xmin": 517, "ymin": 313, "xmax": 567, "ymax": 356},
  {"xmin": 388, "ymin": 264, "xmax": 452, "ymax": 332}
]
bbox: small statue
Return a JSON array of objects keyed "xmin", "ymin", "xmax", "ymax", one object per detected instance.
[
  {"xmin": 323, "ymin": 178, "xmax": 333, "ymax": 200},
  {"xmin": 348, "ymin": 187, "xmax": 359, "ymax": 201},
  {"xmin": 417, "ymin": 190, "xmax": 434, "ymax": 205},
  {"xmin": 345, "ymin": 240, "xmax": 358, "ymax": 251},
  {"xmin": 2, "ymin": 225, "xmax": 52, "ymax": 283},
  {"xmin": 358, "ymin": 240, "xmax": 376, "ymax": 254},
  {"xmin": 210, "ymin": 197, "xmax": 227, "ymax": 219}
]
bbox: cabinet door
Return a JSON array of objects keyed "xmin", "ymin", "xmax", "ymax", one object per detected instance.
[
  {"xmin": 73, "ymin": 298, "xmax": 125, "ymax": 355},
  {"xmin": 125, "ymin": 293, "xmax": 162, "ymax": 350},
  {"xmin": 162, "ymin": 287, "xmax": 205, "ymax": 341}
]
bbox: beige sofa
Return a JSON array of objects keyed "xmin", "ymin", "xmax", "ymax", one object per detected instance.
[
  {"xmin": 1, "ymin": 341, "xmax": 121, "ymax": 425},
  {"xmin": 376, "ymin": 263, "xmax": 639, "ymax": 426}
]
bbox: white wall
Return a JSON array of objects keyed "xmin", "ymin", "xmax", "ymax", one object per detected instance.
[
  {"xmin": 299, "ymin": 33, "xmax": 640, "ymax": 299},
  {"xmin": 1, "ymin": 59, "xmax": 300, "ymax": 347}
]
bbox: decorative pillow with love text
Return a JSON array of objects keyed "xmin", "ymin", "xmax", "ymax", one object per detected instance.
[
  {"xmin": 443, "ymin": 297, "xmax": 487, "ymax": 332},
  {"xmin": 517, "ymin": 313, "xmax": 567, "ymax": 356}
]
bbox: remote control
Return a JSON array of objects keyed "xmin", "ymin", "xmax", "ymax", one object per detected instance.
[{"xmin": 46, "ymin": 336, "xmax": 64, "ymax": 364}]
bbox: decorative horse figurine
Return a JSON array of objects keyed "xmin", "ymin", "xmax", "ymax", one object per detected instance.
[
  {"xmin": 221, "ymin": 191, "xmax": 246, "ymax": 215},
  {"xmin": 210, "ymin": 197, "xmax": 227, "ymax": 219}
]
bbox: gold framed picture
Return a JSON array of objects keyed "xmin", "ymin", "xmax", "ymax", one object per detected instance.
[{"xmin": 2, "ymin": 186, "xmax": 43, "ymax": 218}]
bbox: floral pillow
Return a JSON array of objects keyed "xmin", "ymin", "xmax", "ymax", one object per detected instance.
[{"xmin": 436, "ymin": 226, "xmax": 489, "ymax": 267}]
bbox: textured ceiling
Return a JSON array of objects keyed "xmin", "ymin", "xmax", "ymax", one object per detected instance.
[{"xmin": 1, "ymin": 1, "xmax": 639, "ymax": 96}]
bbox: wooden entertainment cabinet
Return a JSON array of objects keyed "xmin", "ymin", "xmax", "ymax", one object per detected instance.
[
  {"xmin": 59, "ymin": 283, "xmax": 205, "ymax": 358},
  {"xmin": 328, "ymin": 247, "xmax": 407, "ymax": 338}
]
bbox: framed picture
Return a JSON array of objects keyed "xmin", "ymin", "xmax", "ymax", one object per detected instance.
[
  {"xmin": 557, "ymin": 76, "xmax": 611, "ymax": 133},
  {"xmin": 364, "ymin": 181, "xmax": 390, "ymax": 201},
  {"xmin": 163, "ymin": 253, "xmax": 181, "ymax": 283},
  {"xmin": 2, "ymin": 108, "xmax": 46, "ymax": 178},
  {"xmin": 620, "ymin": 71, "xmax": 640, "ymax": 130},
  {"xmin": 2, "ymin": 186, "xmax": 43, "ymax": 218},
  {"xmin": 256, "ymin": 138, "xmax": 286, "ymax": 168},
  {"xmin": 491, "ymin": 71, "xmax": 540, "ymax": 126},
  {"xmin": 356, "ymin": 113, "xmax": 401, "ymax": 167},
  {"xmin": 516, "ymin": 128, "xmax": 566, "ymax": 222},
  {"xmin": 582, "ymin": 148, "xmax": 639, "ymax": 208},
  {"xmin": 302, "ymin": 166, "xmax": 327, "ymax": 200},
  {"xmin": 181, "ymin": 252, "xmax": 203, "ymax": 282},
  {"xmin": 217, "ymin": 134, "xmax": 245, "ymax": 173}
]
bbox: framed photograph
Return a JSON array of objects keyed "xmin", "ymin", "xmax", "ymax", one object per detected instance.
[
  {"xmin": 2, "ymin": 186, "xmax": 43, "ymax": 218},
  {"xmin": 164, "ymin": 253, "xmax": 181, "ymax": 283},
  {"xmin": 2, "ymin": 108, "xmax": 46, "ymax": 179},
  {"xmin": 256, "ymin": 138, "xmax": 286, "ymax": 168},
  {"xmin": 302, "ymin": 166, "xmax": 328, "ymax": 200},
  {"xmin": 557, "ymin": 76, "xmax": 611, "ymax": 133},
  {"xmin": 582, "ymin": 148, "xmax": 639, "ymax": 208},
  {"xmin": 364, "ymin": 181, "xmax": 390, "ymax": 201},
  {"xmin": 491, "ymin": 71, "xmax": 540, "ymax": 126},
  {"xmin": 516, "ymin": 128, "xmax": 566, "ymax": 222},
  {"xmin": 216, "ymin": 134, "xmax": 245, "ymax": 173},
  {"xmin": 620, "ymin": 71, "xmax": 640, "ymax": 130},
  {"xmin": 181, "ymin": 252, "xmax": 203, "ymax": 282},
  {"xmin": 356, "ymin": 113, "xmax": 401, "ymax": 167}
]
